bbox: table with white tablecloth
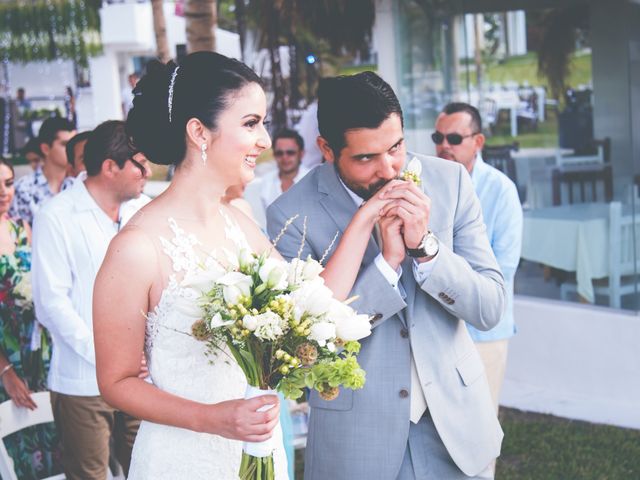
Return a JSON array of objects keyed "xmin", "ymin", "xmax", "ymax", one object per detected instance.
[{"xmin": 521, "ymin": 202, "xmax": 627, "ymax": 303}]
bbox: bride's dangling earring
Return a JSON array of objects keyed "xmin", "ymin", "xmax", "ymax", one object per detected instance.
[{"xmin": 201, "ymin": 143, "xmax": 208, "ymax": 165}]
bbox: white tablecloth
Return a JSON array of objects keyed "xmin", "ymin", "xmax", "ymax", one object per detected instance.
[{"xmin": 521, "ymin": 203, "xmax": 621, "ymax": 302}]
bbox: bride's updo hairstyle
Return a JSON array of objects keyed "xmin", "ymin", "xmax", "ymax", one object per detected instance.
[{"xmin": 126, "ymin": 51, "xmax": 261, "ymax": 166}]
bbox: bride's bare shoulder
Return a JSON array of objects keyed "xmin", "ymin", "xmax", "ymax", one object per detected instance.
[{"xmin": 103, "ymin": 217, "xmax": 158, "ymax": 274}]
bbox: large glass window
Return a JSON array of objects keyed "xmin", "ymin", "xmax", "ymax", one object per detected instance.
[{"xmin": 394, "ymin": 1, "xmax": 640, "ymax": 311}]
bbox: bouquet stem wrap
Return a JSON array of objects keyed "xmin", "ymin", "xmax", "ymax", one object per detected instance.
[{"xmin": 242, "ymin": 385, "xmax": 281, "ymax": 458}]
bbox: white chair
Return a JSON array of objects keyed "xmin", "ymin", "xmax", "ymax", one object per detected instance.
[
  {"xmin": 0, "ymin": 391, "xmax": 65, "ymax": 480},
  {"xmin": 561, "ymin": 202, "xmax": 640, "ymax": 308}
]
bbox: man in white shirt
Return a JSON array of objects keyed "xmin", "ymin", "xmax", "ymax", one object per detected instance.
[
  {"xmin": 32, "ymin": 120, "xmax": 151, "ymax": 480},
  {"xmin": 259, "ymin": 128, "xmax": 310, "ymax": 211},
  {"xmin": 433, "ymin": 102, "xmax": 522, "ymax": 415}
]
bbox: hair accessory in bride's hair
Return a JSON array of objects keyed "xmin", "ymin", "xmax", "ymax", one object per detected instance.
[{"xmin": 167, "ymin": 66, "xmax": 180, "ymax": 123}]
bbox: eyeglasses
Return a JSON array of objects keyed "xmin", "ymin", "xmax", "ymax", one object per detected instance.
[
  {"xmin": 274, "ymin": 149, "xmax": 298, "ymax": 157},
  {"xmin": 431, "ymin": 131, "xmax": 478, "ymax": 146}
]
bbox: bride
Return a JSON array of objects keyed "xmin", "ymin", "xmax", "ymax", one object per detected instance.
[{"xmin": 93, "ymin": 52, "xmax": 289, "ymax": 479}]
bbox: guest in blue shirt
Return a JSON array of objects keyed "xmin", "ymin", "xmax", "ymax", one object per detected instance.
[{"xmin": 433, "ymin": 102, "xmax": 523, "ymax": 412}]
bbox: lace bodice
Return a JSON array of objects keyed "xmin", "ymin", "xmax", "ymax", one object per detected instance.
[{"xmin": 128, "ymin": 212, "xmax": 288, "ymax": 479}]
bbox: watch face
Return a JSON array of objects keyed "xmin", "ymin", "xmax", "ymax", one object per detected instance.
[{"xmin": 424, "ymin": 235, "xmax": 439, "ymax": 256}]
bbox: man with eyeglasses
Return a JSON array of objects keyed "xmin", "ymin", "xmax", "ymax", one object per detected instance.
[
  {"xmin": 260, "ymin": 128, "xmax": 310, "ymax": 212},
  {"xmin": 434, "ymin": 103, "xmax": 522, "ymax": 420},
  {"xmin": 32, "ymin": 120, "xmax": 150, "ymax": 479}
]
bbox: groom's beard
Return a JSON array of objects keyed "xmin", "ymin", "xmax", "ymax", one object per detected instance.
[{"xmin": 334, "ymin": 164, "xmax": 391, "ymax": 201}]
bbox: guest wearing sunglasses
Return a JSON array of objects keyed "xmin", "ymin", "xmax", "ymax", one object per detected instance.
[
  {"xmin": 434, "ymin": 103, "xmax": 522, "ymax": 421},
  {"xmin": 259, "ymin": 128, "xmax": 310, "ymax": 212}
]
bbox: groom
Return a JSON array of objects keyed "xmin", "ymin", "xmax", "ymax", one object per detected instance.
[{"xmin": 267, "ymin": 72, "xmax": 505, "ymax": 479}]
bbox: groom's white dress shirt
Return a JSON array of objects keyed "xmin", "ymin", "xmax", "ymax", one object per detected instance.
[
  {"xmin": 341, "ymin": 184, "xmax": 433, "ymax": 423},
  {"xmin": 32, "ymin": 178, "xmax": 149, "ymax": 396}
]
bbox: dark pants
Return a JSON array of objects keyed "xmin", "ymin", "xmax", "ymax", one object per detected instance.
[{"xmin": 50, "ymin": 392, "xmax": 140, "ymax": 480}]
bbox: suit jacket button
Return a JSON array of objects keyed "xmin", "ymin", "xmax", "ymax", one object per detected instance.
[
  {"xmin": 370, "ymin": 313, "xmax": 383, "ymax": 323},
  {"xmin": 448, "ymin": 299, "xmax": 455, "ymax": 305},
  {"xmin": 438, "ymin": 292, "xmax": 446, "ymax": 298},
  {"xmin": 400, "ymin": 328, "xmax": 409, "ymax": 338},
  {"xmin": 399, "ymin": 389, "xmax": 409, "ymax": 398}
]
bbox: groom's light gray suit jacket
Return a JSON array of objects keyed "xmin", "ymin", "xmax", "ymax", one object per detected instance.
[{"xmin": 267, "ymin": 155, "xmax": 505, "ymax": 479}]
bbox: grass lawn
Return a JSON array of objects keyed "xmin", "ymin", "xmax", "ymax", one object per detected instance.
[
  {"xmin": 464, "ymin": 51, "xmax": 592, "ymax": 92},
  {"xmin": 293, "ymin": 408, "xmax": 640, "ymax": 479},
  {"xmin": 485, "ymin": 111, "xmax": 559, "ymax": 149},
  {"xmin": 498, "ymin": 408, "xmax": 640, "ymax": 479}
]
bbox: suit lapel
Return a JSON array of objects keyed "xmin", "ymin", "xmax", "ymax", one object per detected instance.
[{"xmin": 317, "ymin": 164, "xmax": 379, "ymax": 264}]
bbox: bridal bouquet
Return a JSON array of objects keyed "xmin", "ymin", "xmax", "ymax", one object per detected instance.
[{"xmin": 188, "ymin": 246, "xmax": 371, "ymax": 480}]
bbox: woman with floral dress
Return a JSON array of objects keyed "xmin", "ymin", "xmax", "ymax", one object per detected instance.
[{"xmin": 0, "ymin": 157, "xmax": 62, "ymax": 479}]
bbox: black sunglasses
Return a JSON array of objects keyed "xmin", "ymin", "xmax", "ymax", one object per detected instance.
[
  {"xmin": 431, "ymin": 131, "xmax": 478, "ymax": 146},
  {"xmin": 274, "ymin": 149, "xmax": 298, "ymax": 157}
]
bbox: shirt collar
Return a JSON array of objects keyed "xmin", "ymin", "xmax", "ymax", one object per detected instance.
[
  {"xmin": 72, "ymin": 178, "xmax": 106, "ymax": 213},
  {"xmin": 470, "ymin": 152, "xmax": 485, "ymax": 187},
  {"xmin": 33, "ymin": 166, "xmax": 49, "ymax": 188},
  {"xmin": 337, "ymin": 176, "xmax": 365, "ymax": 207}
]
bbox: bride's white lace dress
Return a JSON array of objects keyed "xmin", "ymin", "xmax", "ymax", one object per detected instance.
[{"xmin": 128, "ymin": 216, "xmax": 289, "ymax": 479}]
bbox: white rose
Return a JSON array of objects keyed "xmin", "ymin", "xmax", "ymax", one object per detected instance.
[
  {"xmin": 291, "ymin": 279, "xmax": 334, "ymax": 316},
  {"xmin": 242, "ymin": 314, "xmax": 258, "ymax": 331},
  {"xmin": 217, "ymin": 272, "xmax": 252, "ymax": 304},
  {"xmin": 181, "ymin": 267, "xmax": 225, "ymax": 293},
  {"xmin": 259, "ymin": 258, "xmax": 289, "ymax": 290},
  {"xmin": 308, "ymin": 321, "xmax": 336, "ymax": 347},
  {"xmin": 253, "ymin": 311, "xmax": 286, "ymax": 341}
]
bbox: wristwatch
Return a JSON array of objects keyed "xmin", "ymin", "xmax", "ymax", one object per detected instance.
[{"xmin": 406, "ymin": 231, "xmax": 439, "ymax": 258}]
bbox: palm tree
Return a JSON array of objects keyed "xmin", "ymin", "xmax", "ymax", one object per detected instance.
[
  {"xmin": 185, "ymin": 0, "xmax": 218, "ymax": 53},
  {"xmin": 151, "ymin": 0, "xmax": 171, "ymax": 63}
]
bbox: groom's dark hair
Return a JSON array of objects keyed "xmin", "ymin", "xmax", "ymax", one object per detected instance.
[{"xmin": 317, "ymin": 71, "xmax": 403, "ymax": 157}]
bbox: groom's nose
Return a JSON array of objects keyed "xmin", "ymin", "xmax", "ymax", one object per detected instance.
[{"xmin": 377, "ymin": 153, "xmax": 397, "ymax": 180}]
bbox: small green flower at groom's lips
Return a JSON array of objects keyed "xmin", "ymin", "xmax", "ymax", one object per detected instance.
[{"xmin": 400, "ymin": 156, "xmax": 422, "ymax": 186}]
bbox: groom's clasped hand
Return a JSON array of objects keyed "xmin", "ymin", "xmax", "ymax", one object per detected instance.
[{"xmin": 360, "ymin": 178, "xmax": 432, "ymax": 269}]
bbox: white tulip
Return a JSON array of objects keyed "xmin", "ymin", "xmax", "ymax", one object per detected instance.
[
  {"xmin": 238, "ymin": 248, "xmax": 255, "ymax": 271},
  {"xmin": 259, "ymin": 258, "xmax": 289, "ymax": 290},
  {"xmin": 288, "ymin": 257, "xmax": 324, "ymax": 286},
  {"xmin": 406, "ymin": 156, "xmax": 423, "ymax": 176},
  {"xmin": 291, "ymin": 279, "xmax": 333, "ymax": 316},
  {"xmin": 210, "ymin": 312, "xmax": 233, "ymax": 329},
  {"xmin": 181, "ymin": 267, "xmax": 225, "ymax": 293},
  {"xmin": 218, "ymin": 272, "xmax": 252, "ymax": 304},
  {"xmin": 242, "ymin": 314, "xmax": 258, "ymax": 331},
  {"xmin": 309, "ymin": 321, "xmax": 336, "ymax": 347},
  {"xmin": 335, "ymin": 313, "xmax": 372, "ymax": 342}
]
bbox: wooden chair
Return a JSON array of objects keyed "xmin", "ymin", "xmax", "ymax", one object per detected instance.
[
  {"xmin": 482, "ymin": 142, "xmax": 524, "ymax": 201},
  {"xmin": 551, "ymin": 164, "xmax": 613, "ymax": 206},
  {"xmin": 561, "ymin": 202, "xmax": 640, "ymax": 308},
  {"xmin": 0, "ymin": 391, "xmax": 65, "ymax": 480}
]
